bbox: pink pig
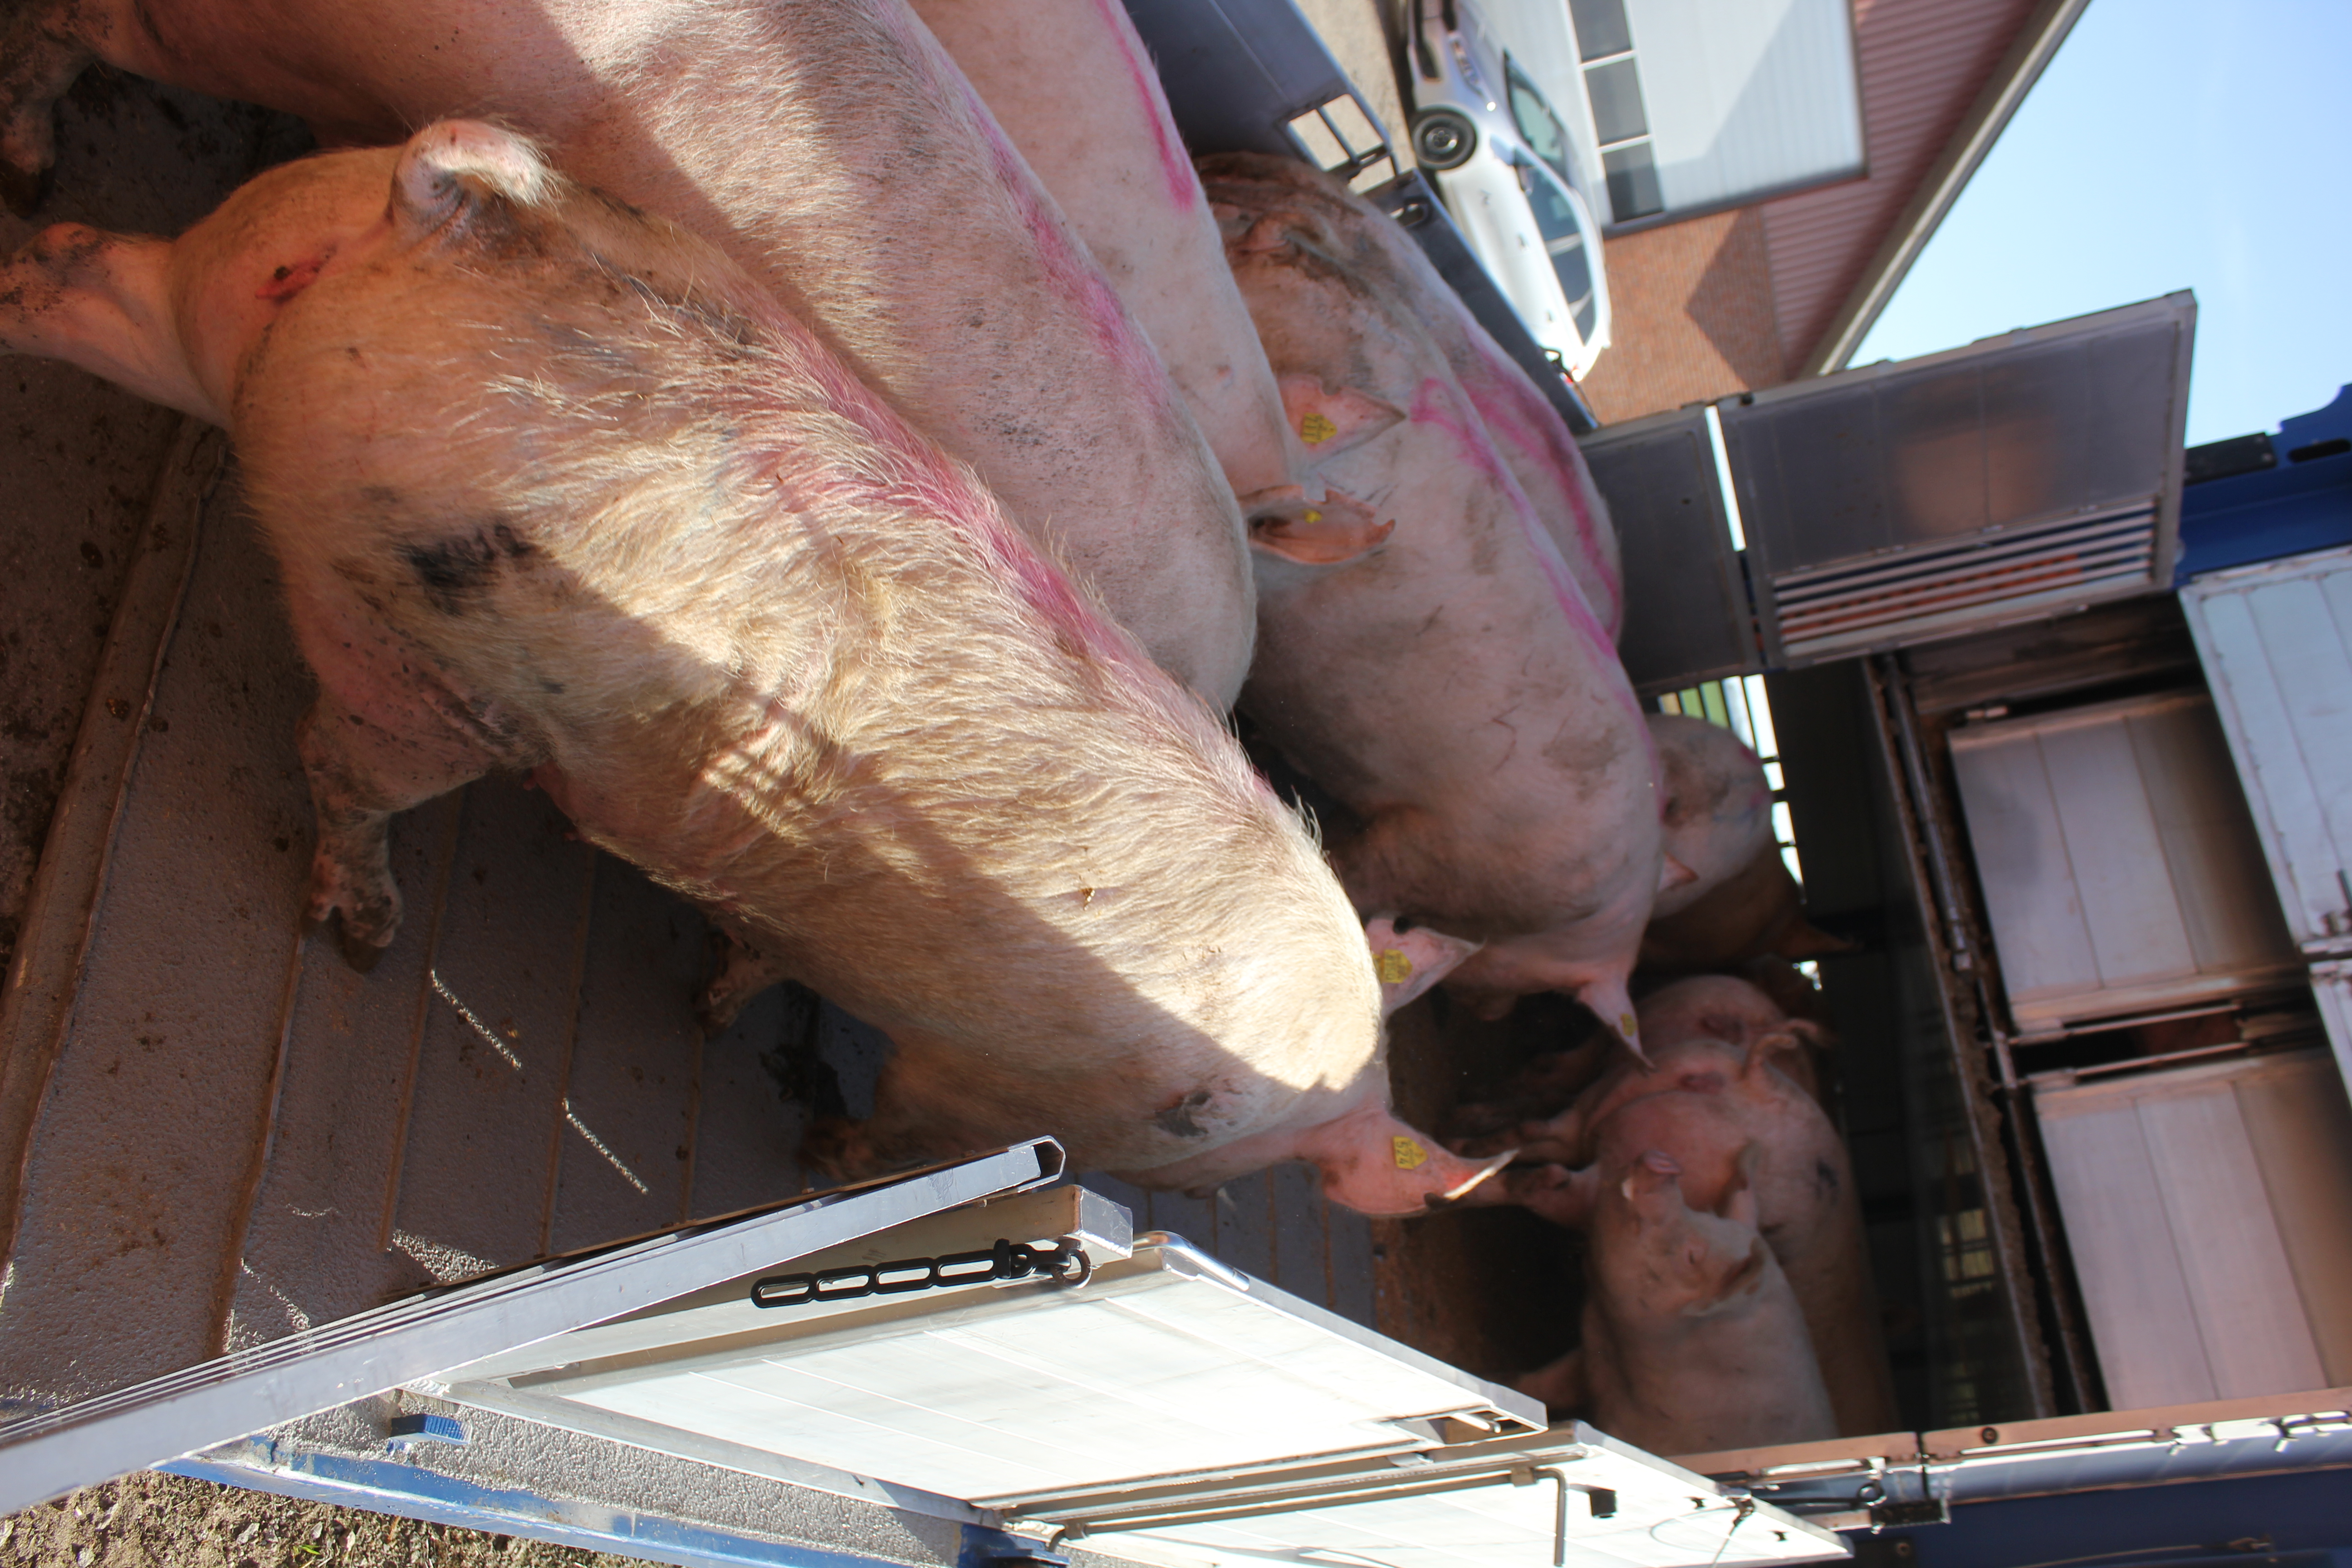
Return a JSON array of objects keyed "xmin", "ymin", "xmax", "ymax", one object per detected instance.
[
  {"xmin": 0, "ymin": 0, "xmax": 1255, "ymax": 704},
  {"xmin": 1648, "ymin": 714, "xmax": 1774, "ymax": 919},
  {"xmin": 1516, "ymin": 1148, "xmax": 1836, "ymax": 1455},
  {"xmin": 1200, "ymin": 152, "xmax": 1662, "ymax": 1052},
  {"xmin": 1459, "ymin": 1032, "xmax": 1899, "ymax": 1436},
  {"xmin": 0, "ymin": 122, "xmax": 1497, "ymax": 1216}
]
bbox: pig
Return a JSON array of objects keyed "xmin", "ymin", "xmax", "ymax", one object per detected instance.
[
  {"xmin": 1200, "ymin": 152, "xmax": 1661, "ymax": 1050},
  {"xmin": 1516, "ymin": 1148, "xmax": 1836, "ymax": 1455},
  {"xmin": 905, "ymin": 0, "xmax": 1305, "ymax": 518},
  {"xmin": 0, "ymin": 0, "xmax": 1255, "ymax": 704},
  {"xmin": 1457, "ymin": 1033, "xmax": 1900, "ymax": 1436},
  {"xmin": 1446, "ymin": 971, "xmax": 1824, "ymax": 1142},
  {"xmin": 1640, "ymin": 840, "xmax": 1857, "ymax": 973},
  {"xmin": 0, "ymin": 121, "xmax": 1502, "ymax": 1217},
  {"xmin": 1647, "ymin": 714, "xmax": 1773, "ymax": 920},
  {"xmin": 1626, "ymin": 972, "xmax": 1828, "ymax": 1102}
]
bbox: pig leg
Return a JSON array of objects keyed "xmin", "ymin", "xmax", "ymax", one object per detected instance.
[
  {"xmin": 0, "ymin": 223, "xmax": 216, "ymax": 419},
  {"xmin": 697, "ymin": 926, "xmax": 794, "ymax": 1037},
  {"xmin": 0, "ymin": 3, "xmax": 91, "ymax": 215},
  {"xmin": 294, "ymin": 689, "xmax": 493, "ymax": 959}
]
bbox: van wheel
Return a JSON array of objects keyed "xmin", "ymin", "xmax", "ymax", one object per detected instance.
[{"xmin": 1412, "ymin": 110, "xmax": 1476, "ymax": 171}]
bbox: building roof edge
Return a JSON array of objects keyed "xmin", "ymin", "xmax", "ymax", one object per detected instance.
[{"xmin": 1795, "ymin": 0, "xmax": 2092, "ymax": 378}]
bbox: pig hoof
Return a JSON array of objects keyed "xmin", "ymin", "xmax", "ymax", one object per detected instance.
[{"xmin": 337, "ymin": 922, "xmax": 388, "ymax": 974}]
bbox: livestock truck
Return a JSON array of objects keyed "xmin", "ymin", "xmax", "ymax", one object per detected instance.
[{"xmin": 1, "ymin": 0, "xmax": 2345, "ymax": 1564}]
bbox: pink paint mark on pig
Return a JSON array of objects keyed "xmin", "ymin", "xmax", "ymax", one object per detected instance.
[
  {"xmin": 1408, "ymin": 376, "xmax": 1621, "ymax": 676},
  {"xmin": 947, "ymin": 61, "xmax": 1173, "ymax": 410},
  {"xmin": 1091, "ymin": 0, "xmax": 1201, "ymax": 212},
  {"xmin": 1461, "ymin": 333, "xmax": 1620, "ymax": 629}
]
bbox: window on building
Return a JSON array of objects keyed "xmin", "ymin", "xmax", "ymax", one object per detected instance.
[
  {"xmin": 1569, "ymin": 0, "xmax": 1662, "ymax": 223},
  {"xmin": 1568, "ymin": 0, "xmax": 1634, "ymax": 62}
]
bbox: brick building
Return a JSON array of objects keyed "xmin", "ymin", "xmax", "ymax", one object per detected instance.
[{"xmin": 1577, "ymin": 0, "xmax": 2086, "ymax": 424}]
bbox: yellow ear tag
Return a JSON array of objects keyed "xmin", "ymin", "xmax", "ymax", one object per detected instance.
[
  {"xmin": 1304, "ymin": 508, "xmax": 1322, "ymax": 523},
  {"xmin": 1375, "ymin": 948, "xmax": 1414, "ymax": 985},
  {"xmin": 1392, "ymin": 1135, "xmax": 1430, "ymax": 1170},
  {"xmin": 1620, "ymin": 1013, "xmax": 1638, "ymax": 1038},
  {"xmin": 1300, "ymin": 412, "xmax": 1338, "ymax": 445}
]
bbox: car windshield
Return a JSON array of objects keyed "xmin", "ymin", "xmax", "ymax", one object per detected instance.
[
  {"xmin": 1523, "ymin": 164, "xmax": 1598, "ymax": 342},
  {"xmin": 1504, "ymin": 56, "xmax": 1576, "ymax": 186}
]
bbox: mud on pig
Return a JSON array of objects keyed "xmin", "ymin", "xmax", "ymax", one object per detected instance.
[{"xmin": 0, "ymin": 122, "xmax": 1504, "ymax": 1216}]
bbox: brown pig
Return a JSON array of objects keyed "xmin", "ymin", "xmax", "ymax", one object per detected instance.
[
  {"xmin": 1516, "ymin": 1149, "xmax": 1836, "ymax": 1455},
  {"xmin": 1201, "ymin": 152, "xmax": 1661, "ymax": 1051},
  {"xmin": 0, "ymin": 122, "xmax": 1495, "ymax": 1216},
  {"xmin": 1640, "ymin": 839, "xmax": 1857, "ymax": 973},
  {"xmin": 0, "ymin": 0, "xmax": 1255, "ymax": 703}
]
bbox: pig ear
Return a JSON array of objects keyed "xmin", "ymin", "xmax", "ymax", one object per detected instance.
[
  {"xmin": 1279, "ymin": 376, "xmax": 1403, "ymax": 457},
  {"xmin": 1299, "ymin": 1105, "xmax": 1512, "ymax": 1218},
  {"xmin": 0, "ymin": 224, "xmax": 217, "ymax": 422},
  {"xmin": 392, "ymin": 120, "xmax": 549, "ymax": 231},
  {"xmin": 1578, "ymin": 974, "xmax": 1646, "ymax": 1064},
  {"xmin": 1741, "ymin": 1028, "xmax": 1810, "ymax": 1084},
  {"xmin": 1657, "ymin": 855, "xmax": 1699, "ymax": 893},
  {"xmin": 1617, "ymin": 1149, "xmax": 1685, "ymax": 1223},
  {"xmin": 1365, "ymin": 917, "xmax": 1483, "ymax": 1015},
  {"xmin": 1250, "ymin": 489, "xmax": 1395, "ymax": 567}
]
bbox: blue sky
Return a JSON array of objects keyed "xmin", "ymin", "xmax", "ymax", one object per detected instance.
[{"xmin": 1852, "ymin": 0, "xmax": 2352, "ymax": 446}]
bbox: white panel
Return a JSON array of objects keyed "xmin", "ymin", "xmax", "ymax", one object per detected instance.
[
  {"xmin": 2137, "ymin": 1086, "xmax": 2327, "ymax": 1399},
  {"xmin": 1947, "ymin": 731, "xmax": 2100, "ymax": 1002},
  {"xmin": 2315, "ymin": 963, "xmax": 2352, "ymax": 1104},
  {"xmin": 2033, "ymin": 1088, "xmax": 2215, "ymax": 1407},
  {"xmin": 1626, "ymin": 0, "xmax": 1862, "ymax": 212},
  {"xmin": 547, "ymin": 1257, "xmax": 1533, "ymax": 1502},
  {"xmin": 2129, "ymin": 701, "xmax": 2300, "ymax": 974},
  {"xmin": 2231, "ymin": 1050, "xmax": 2352, "ymax": 1386},
  {"xmin": 1951, "ymin": 692, "xmax": 2301, "ymax": 1030},
  {"xmin": 2034, "ymin": 720, "xmax": 2198, "ymax": 985},
  {"xmin": 2185, "ymin": 552, "xmax": 2352, "ymax": 948}
]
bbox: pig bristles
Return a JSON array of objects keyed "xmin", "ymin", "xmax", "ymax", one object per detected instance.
[{"xmin": 231, "ymin": 152, "xmax": 1380, "ymax": 1154}]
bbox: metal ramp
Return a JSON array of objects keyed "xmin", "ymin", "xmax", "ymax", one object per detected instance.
[{"xmin": 1, "ymin": 1150, "xmax": 1840, "ymax": 1568}]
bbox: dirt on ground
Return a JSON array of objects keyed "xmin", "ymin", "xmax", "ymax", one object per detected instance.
[{"xmin": 0, "ymin": 1472, "xmax": 659, "ymax": 1568}]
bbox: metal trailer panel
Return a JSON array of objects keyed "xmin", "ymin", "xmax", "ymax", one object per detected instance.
[
  {"xmin": 0, "ymin": 1144, "xmax": 1063, "ymax": 1514},
  {"xmin": 2030, "ymin": 1051, "xmax": 2352, "ymax": 1409},
  {"xmin": 1719, "ymin": 294, "xmax": 2194, "ymax": 666},
  {"xmin": 1680, "ymin": 1385, "xmax": 2352, "ymax": 1529},
  {"xmin": 2180, "ymin": 545, "xmax": 2352, "ymax": 959},
  {"xmin": 1945, "ymin": 690, "xmax": 2301, "ymax": 1035},
  {"xmin": 434, "ymin": 1232, "xmax": 1538, "ymax": 1509},
  {"xmin": 1576, "ymin": 407, "xmax": 1756, "ymax": 690}
]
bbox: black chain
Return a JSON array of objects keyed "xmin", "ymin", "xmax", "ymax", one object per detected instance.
[{"xmin": 749, "ymin": 1237, "xmax": 1090, "ymax": 1309}]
